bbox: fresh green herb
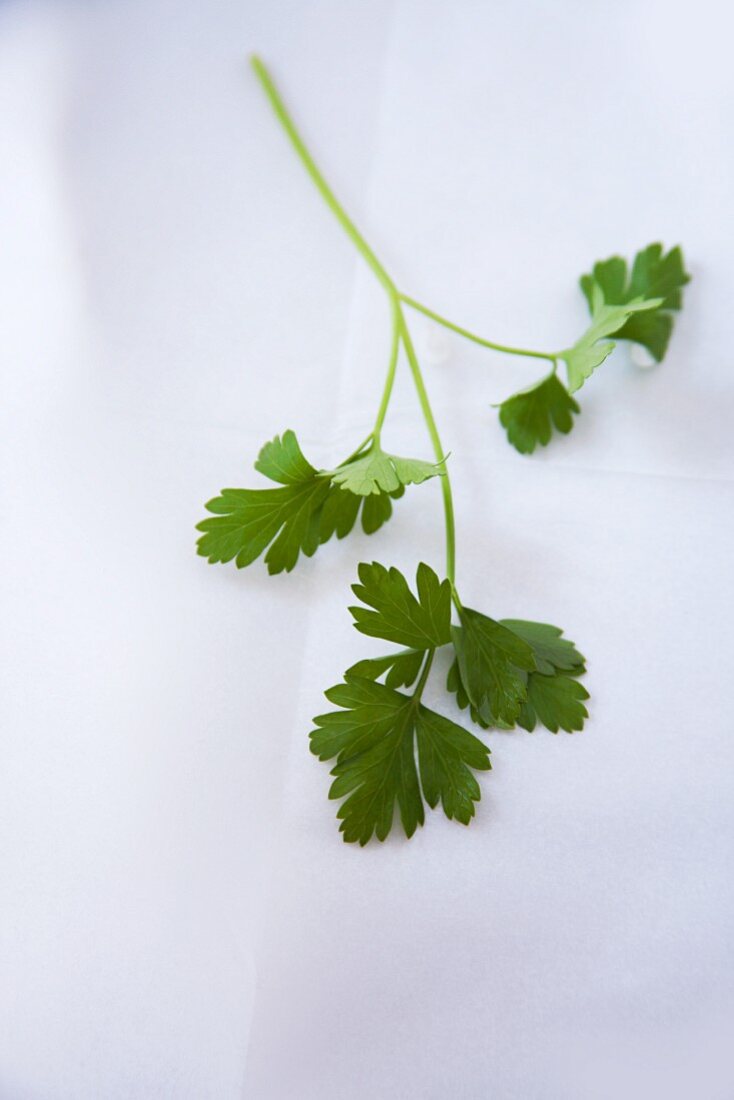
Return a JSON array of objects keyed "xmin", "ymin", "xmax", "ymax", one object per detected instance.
[
  {"xmin": 580, "ymin": 243, "xmax": 691, "ymax": 362},
  {"xmin": 197, "ymin": 57, "xmax": 689, "ymax": 843},
  {"xmin": 345, "ymin": 649, "xmax": 425, "ymax": 690},
  {"xmin": 497, "ymin": 249, "xmax": 690, "ymax": 453},
  {"xmin": 311, "ymin": 564, "xmax": 492, "ymax": 843},
  {"xmin": 502, "ymin": 620, "xmax": 589, "ymax": 733},
  {"xmin": 197, "ymin": 430, "xmax": 435, "ymax": 573},
  {"xmin": 498, "ymin": 374, "xmax": 579, "ymax": 456},
  {"xmin": 451, "ymin": 608, "xmax": 536, "ymax": 728},
  {"xmin": 557, "ymin": 289, "xmax": 663, "ymax": 394},
  {"xmin": 349, "ymin": 562, "xmax": 452, "ymax": 651},
  {"xmin": 311, "ymin": 676, "xmax": 491, "ymax": 845}
]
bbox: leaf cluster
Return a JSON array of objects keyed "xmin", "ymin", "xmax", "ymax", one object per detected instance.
[
  {"xmin": 311, "ymin": 677, "xmax": 491, "ymax": 845},
  {"xmin": 311, "ymin": 562, "xmax": 588, "ymax": 844},
  {"xmin": 448, "ymin": 611, "xmax": 588, "ymax": 731},
  {"xmin": 498, "ymin": 243, "xmax": 690, "ymax": 454},
  {"xmin": 579, "ymin": 242, "xmax": 690, "ymax": 362},
  {"xmin": 196, "ymin": 431, "xmax": 443, "ymax": 574},
  {"xmin": 311, "ymin": 563, "xmax": 489, "ymax": 844}
]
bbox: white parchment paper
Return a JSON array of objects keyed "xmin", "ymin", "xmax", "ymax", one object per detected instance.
[{"xmin": 1, "ymin": 2, "xmax": 733, "ymax": 1097}]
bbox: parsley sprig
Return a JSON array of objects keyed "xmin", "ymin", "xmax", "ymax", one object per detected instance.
[{"xmin": 197, "ymin": 57, "xmax": 688, "ymax": 844}]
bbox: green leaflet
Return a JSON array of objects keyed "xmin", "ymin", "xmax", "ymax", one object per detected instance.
[
  {"xmin": 517, "ymin": 672, "xmax": 589, "ymax": 733},
  {"xmin": 310, "ymin": 676, "xmax": 491, "ymax": 844},
  {"xmin": 197, "ymin": 432, "xmax": 424, "ymax": 574},
  {"xmin": 580, "ymin": 243, "xmax": 690, "ymax": 362},
  {"xmin": 558, "ymin": 284, "xmax": 661, "ymax": 393},
  {"xmin": 254, "ymin": 429, "xmax": 318, "ymax": 484},
  {"xmin": 449, "ymin": 616, "xmax": 589, "ymax": 734},
  {"xmin": 504, "ymin": 618, "xmax": 588, "ymax": 733},
  {"xmin": 196, "ymin": 480, "xmax": 331, "ymax": 574},
  {"xmin": 498, "ymin": 373, "xmax": 580, "ymax": 455},
  {"xmin": 499, "ymin": 619, "xmax": 585, "ymax": 675},
  {"xmin": 198, "ymin": 478, "xmax": 392, "ymax": 574},
  {"xmin": 451, "ymin": 607, "xmax": 536, "ymax": 727},
  {"xmin": 312, "ymin": 678, "xmax": 423, "ymax": 844},
  {"xmin": 330, "ymin": 445, "xmax": 443, "ymax": 496},
  {"xmin": 496, "ymin": 244, "xmax": 688, "ymax": 452},
  {"xmin": 416, "ymin": 705, "xmax": 492, "ymax": 824},
  {"xmin": 345, "ymin": 648, "xmax": 425, "ymax": 689},
  {"xmin": 350, "ymin": 561, "xmax": 452, "ymax": 650},
  {"xmin": 318, "ymin": 480, "xmax": 403, "ymax": 540}
]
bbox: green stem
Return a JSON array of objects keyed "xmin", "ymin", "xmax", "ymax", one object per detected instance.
[
  {"xmin": 397, "ymin": 305, "xmax": 457, "ymax": 588},
  {"xmin": 251, "ymin": 56, "xmax": 457, "ymax": 585},
  {"xmin": 250, "ymin": 55, "xmax": 396, "ymax": 298},
  {"xmin": 400, "ymin": 294, "xmax": 557, "ymax": 366},
  {"xmin": 373, "ymin": 297, "xmax": 401, "ymax": 442}
]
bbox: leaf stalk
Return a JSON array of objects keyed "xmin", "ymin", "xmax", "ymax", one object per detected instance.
[
  {"xmin": 250, "ymin": 54, "xmax": 458, "ymax": 585},
  {"xmin": 400, "ymin": 295, "xmax": 558, "ymax": 367}
]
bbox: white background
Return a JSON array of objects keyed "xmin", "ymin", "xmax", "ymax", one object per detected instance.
[{"xmin": 1, "ymin": 1, "xmax": 733, "ymax": 1097}]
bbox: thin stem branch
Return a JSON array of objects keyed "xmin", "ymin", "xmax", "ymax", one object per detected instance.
[
  {"xmin": 400, "ymin": 294, "xmax": 557, "ymax": 366},
  {"xmin": 252, "ymin": 56, "xmax": 457, "ymax": 586},
  {"xmin": 250, "ymin": 55, "xmax": 396, "ymax": 298},
  {"xmin": 373, "ymin": 297, "xmax": 401, "ymax": 442},
  {"xmin": 396, "ymin": 305, "xmax": 457, "ymax": 588}
]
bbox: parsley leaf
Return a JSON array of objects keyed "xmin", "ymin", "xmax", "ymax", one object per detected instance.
[
  {"xmin": 416, "ymin": 705, "xmax": 492, "ymax": 824},
  {"xmin": 502, "ymin": 618, "xmax": 589, "ymax": 733},
  {"xmin": 360, "ymin": 489, "xmax": 402, "ymax": 534},
  {"xmin": 197, "ymin": 432, "xmax": 412, "ymax": 574},
  {"xmin": 310, "ymin": 676, "xmax": 491, "ymax": 844},
  {"xmin": 496, "ymin": 246, "xmax": 689, "ymax": 451},
  {"xmin": 449, "ymin": 616, "xmax": 589, "ymax": 734},
  {"xmin": 517, "ymin": 672, "xmax": 589, "ymax": 733},
  {"xmin": 498, "ymin": 373, "xmax": 580, "ymax": 454},
  {"xmin": 559, "ymin": 284, "xmax": 661, "ymax": 393},
  {"xmin": 196, "ymin": 481, "xmax": 331, "ymax": 574},
  {"xmin": 346, "ymin": 648, "xmax": 425, "ymax": 689},
  {"xmin": 499, "ymin": 619, "xmax": 585, "ymax": 675},
  {"xmin": 254, "ymin": 429, "xmax": 318, "ymax": 484},
  {"xmin": 330, "ymin": 446, "xmax": 443, "ymax": 495},
  {"xmin": 317, "ymin": 479, "xmax": 403, "ymax": 540},
  {"xmin": 451, "ymin": 607, "xmax": 536, "ymax": 726},
  {"xmin": 580, "ymin": 243, "xmax": 690, "ymax": 362},
  {"xmin": 311, "ymin": 678, "xmax": 423, "ymax": 844},
  {"xmin": 350, "ymin": 561, "xmax": 452, "ymax": 649}
]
